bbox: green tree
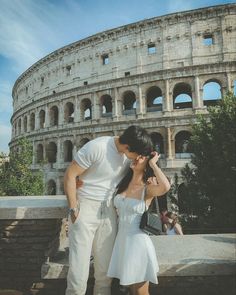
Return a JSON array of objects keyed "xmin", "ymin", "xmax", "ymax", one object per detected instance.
[
  {"xmin": 0, "ymin": 138, "xmax": 44, "ymax": 196},
  {"xmin": 180, "ymin": 92, "xmax": 236, "ymax": 230}
]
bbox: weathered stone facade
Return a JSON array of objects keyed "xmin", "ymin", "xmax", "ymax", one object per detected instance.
[{"xmin": 10, "ymin": 4, "xmax": 236, "ymax": 194}]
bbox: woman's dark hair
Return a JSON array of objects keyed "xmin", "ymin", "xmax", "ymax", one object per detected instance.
[
  {"xmin": 119, "ymin": 125, "xmax": 153, "ymax": 156},
  {"xmin": 117, "ymin": 129, "xmax": 159, "ymax": 194},
  {"xmin": 117, "ymin": 162, "xmax": 156, "ymax": 194}
]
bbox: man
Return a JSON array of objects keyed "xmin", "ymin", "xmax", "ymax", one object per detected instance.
[{"xmin": 64, "ymin": 125, "xmax": 153, "ymax": 295}]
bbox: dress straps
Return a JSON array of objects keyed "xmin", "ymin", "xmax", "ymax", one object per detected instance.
[{"xmin": 141, "ymin": 185, "xmax": 146, "ymax": 201}]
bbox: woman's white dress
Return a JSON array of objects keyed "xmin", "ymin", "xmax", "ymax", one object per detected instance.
[{"xmin": 107, "ymin": 190, "xmax": 159, "ymax": 286}]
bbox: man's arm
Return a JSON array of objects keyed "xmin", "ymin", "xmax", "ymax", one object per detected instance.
[{"xmin": 64, "ymin": 160, "xmax": 86, "ymax": 222}]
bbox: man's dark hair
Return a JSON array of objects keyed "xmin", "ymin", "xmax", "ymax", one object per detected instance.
[{"xmin": 119, "ymin": 125, "xmax": 153, "ymax": 156}]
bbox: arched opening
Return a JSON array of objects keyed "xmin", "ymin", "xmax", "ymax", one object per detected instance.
[
  {"xmin": 150, "ymin": 132, "xmax": 164, "ymax": 154},
  {"xmin": 175, "ymin": 131, "xmax": 192, "ymax": 159},
  {"xmin": 173, "ymin": 83, "xmax": 192, "ymax": 109},
  {"xmin": 203, "ymin": 80, "xmax": 222, "ymax": 107},
  {"xmin": 23, "ymin": 116, "xmax": 27, "ymax": 132},
  {"xmin": 101, "ymin": 95, "xmax": 112, "ymax": 117},
  {"xmin": 78, "ymin": 138, "xmax": 90, "ymax": 149},
  {"xmin": 64, "ymin": 140, "xmax": 73, "ymax": 162},
  {"xmin": 47, "ymin": 179, "xmax": 56, "ymax": 195},
  {"xmin": 36, "ymin": 144, "xmax": 44, "ymax": 163},
  {"xmin": 123, "ymin": 91, "xmax": 136, "ymax": 115},
  {"xmin": 81, "ymin": 99, "xmax": 92, "ymax": 120},
  {"xmin": 46, "ymin": 142, "xmax": 57, "ymax": 163},
  {"xmin": 50, "ymin": 106, "xmax": 59, "ymax": 126},
  {"xmin": 18, "ymin": 119, "xmax": 21, "ymax": 135},
  {"xmin": 30, "ymin": 113, "xmax": 35, "ymax": 131},
  {"xmin": 64, "ymin": 102, "xmax": 74, "ymax": 123},
  {"xmin": 146, "ymin": 86, "xmax": 163, "ymax": 112},
  {"xmin": 39, "ymin": 110, "xmax": 45, "ymax": 129}
]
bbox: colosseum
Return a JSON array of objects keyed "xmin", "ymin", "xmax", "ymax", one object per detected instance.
[{"xmin": 10, "ymin": 3, "xmax": 236, "ymax": 196}]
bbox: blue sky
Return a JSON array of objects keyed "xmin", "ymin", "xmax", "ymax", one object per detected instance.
[{"xmin": 0, "ymin": 0, "xmax": 235, "ymax": 153}]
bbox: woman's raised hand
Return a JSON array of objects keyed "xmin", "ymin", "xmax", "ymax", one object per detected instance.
[{"xmin": 148, "ymin": 151, "xmax": 160, "ymax": 168}]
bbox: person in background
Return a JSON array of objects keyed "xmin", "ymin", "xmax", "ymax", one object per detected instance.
[{"xmin": 163, "ymin": 211, "xmax": 184, "ymax": 235}]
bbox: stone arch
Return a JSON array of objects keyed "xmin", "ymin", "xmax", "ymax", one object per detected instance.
[
  {"xmin": 77, "ymin": 137, "xmax": 90, "ymax": 150},
  {"xmin": 49, "ymin": 106, "xmax": 59, "ymax": 126},
  {"xmin": 173, "ymin": 83, "xmax": 192, "ymax": 109},
  {"xmin": 36, "ymin": 144, "xmax": 44, "ymax": 163},
  {"xmin": 203, "ymin": 79, "xmax": 222, "ymax": 107},
  {"xmin": 122, "ymin": 91, "xmax": 136, "ymax": 115},
  {"xmin": 47, "ymin": 179, "xmax": 56, "ymax": 195},
  {"xmin": 81, "ymin": 99, "xmax": 92, "ymax": 120},
  {"xmin": 23, "ymin": 116, "xmax": 27, "ymax": 132},
  {"xmin": 46, "ymin": 141, "xmax": 57, "ymax": 163},
  {"xmin": 146, "ymin": 86, "xmax": 163, "ymax": 112},
  {"xmin": 150, "ymin": 132, "xmax": 164, "ymax": 154},
  {"xmin": 30, "ymin": 113, "xmax": 35, "ymax": 131},
  {"xmin": 101, "ymin": 95, "xmax": 112, "ymax": 117},
  {"xmin": 39, "ymin": 110, "xmax": 45, "ymax": 129},
  {"xmin": 175, "ymin": 131, "xmax": 192, "ymax": 158},
  {"xmin": 64, "ymin": 140, "xmax": 73, "ymax": 162},
  {"xmin": 64, "ymin": 102, "xmax": 74, "ymax": 123}
]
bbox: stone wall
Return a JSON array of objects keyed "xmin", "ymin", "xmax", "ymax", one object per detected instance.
[{"xmin": 0, "ymin": 219, "xmax": 64, "ymax": 294}]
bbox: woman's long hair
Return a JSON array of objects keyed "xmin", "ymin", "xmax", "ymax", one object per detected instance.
[{"xmin": 116, "ymin": 159, "xmax": 156, "ymax": 194}]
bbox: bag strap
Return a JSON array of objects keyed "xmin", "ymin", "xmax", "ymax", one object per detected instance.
[{"xmin": 143, "ymin": 184, "xmax": 159, "ymax": 214}]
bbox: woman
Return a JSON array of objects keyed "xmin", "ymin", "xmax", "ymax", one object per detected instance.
[
  {"xmin": 107, "ymin": 152, "xmax": 170, "ymax": 295},
  {"xmin": 163, "ymin": 211, "xmax": 183, "ymax": 235}
]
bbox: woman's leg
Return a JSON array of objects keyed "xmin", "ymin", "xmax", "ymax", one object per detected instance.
[{"xmin": 131, "ymin": 281, "xmax": 149, "ymax": 295}]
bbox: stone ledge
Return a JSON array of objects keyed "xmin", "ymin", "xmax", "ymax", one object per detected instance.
[
  {"xmin": 41, "ymin": 234, "xmax": 236, "ymax": 279},
  {"xmin": 0, "ymin": 196, "xmax": 67, "ymax": 219}
]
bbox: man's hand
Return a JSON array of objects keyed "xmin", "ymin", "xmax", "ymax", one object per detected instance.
[
  {"xmin": 70, "ymin": 211, "xmax": 79, "ymax": 224},
  {"xmin": 76, "ymin": 178, "xmax": 83, "ymax": 189}
]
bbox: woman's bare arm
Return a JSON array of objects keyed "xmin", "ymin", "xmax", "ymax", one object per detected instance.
[{"xmin": 146, "ymin": 152, "xmax": 171, "ymax": 199}]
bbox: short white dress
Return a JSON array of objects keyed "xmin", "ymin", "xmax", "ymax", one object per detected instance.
[{"xmin": 107, "ymin": 189, "xmax": 159, "ymax": 286}]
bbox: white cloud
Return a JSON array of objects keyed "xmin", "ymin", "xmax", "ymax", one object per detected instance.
[{"xmin": 0, "ymin": 0, "xmax": 83, "ymax": 74}]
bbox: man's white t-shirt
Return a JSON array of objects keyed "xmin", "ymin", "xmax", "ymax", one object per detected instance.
[{"xmin": 74, "ymin": 136, "xmax": 130, "ymax": 201}]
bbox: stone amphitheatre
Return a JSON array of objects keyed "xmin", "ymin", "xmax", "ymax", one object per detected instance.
[{"xmin": 10, "ymin": 3, "xmax": 236, "ymax": 195}]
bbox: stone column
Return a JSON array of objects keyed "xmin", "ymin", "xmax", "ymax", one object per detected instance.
[
  {"xmin": 74, "ymin": 96, "xmax": 80, "ymax": 123},
  {"xmin": 32, "ymin": 141, "xmax": 36, "ymax": 165},
  {"xmin": 45, "ymin": 105, "xmax": 50, "ymax": 128},
  {"xmin": 56, "ymin": 137, "xmax": 62, "ymax": 164},
  {"xmin": 136, "ymin": 85, "xmax": 145, "ymax": 119},
  {"xmin": 113, "ymin": 87, "xmax": 122, "ymax": 120},
  {"xmin": 163, "ymin": 79, "xmax": 172, "ymax": 112},
  {"xmin": 58, "ymin": 102, "xmax": 64, "ymax": 126},
  {"xmin": 166, "ymin": 127, "xmax": 173, "ymax": 160},
  {"xmin": 35, "ymin": 109, "xmax": 40, "ymax": 130},
  {"xmin": 92, "ymin": 92, "xmax": 100, "ymax": 121},
  {"xmin": 27, "ymin": 114, "xmax": 30, "ymax": 132},
  {"xmin": 226, "ymin": 72, "xmax": 233, "ymax": 93},
  {"xmin": 194, "ymin": 76, "xmax": 202, "ymax": 109},
  {"xmin": 56, "ymin": 177, "xmax": 61, "ymax": 195}
]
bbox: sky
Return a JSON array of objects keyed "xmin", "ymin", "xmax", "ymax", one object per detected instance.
[{"xmin": 0, "ymin": 0, "xmax": 235, "ymax": 153}]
